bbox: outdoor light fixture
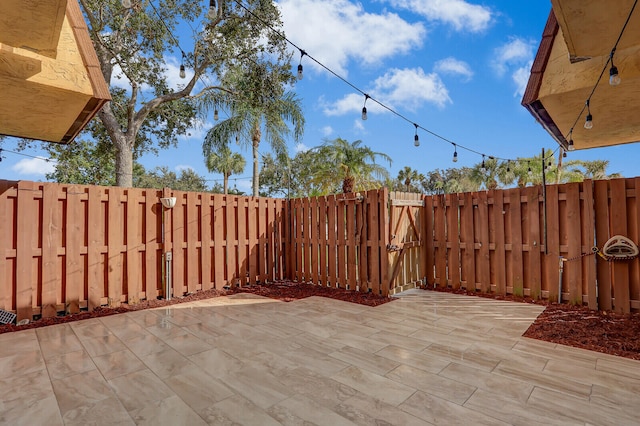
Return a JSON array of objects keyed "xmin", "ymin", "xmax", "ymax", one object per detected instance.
[
  {"xmin": 122, "ymin": 0, "xmax": 132, "ymax": 8},
  {"xmin": 609, "ymin": 49, "xmax": 621, "ymax": 86},
  {"xmin": 506, "ymin": 161, "xmax": 511, "ymax": 173},
  {"xmin": 160, "ymin": 197, "xmax": 177, "ymax": 209},
  {"xmin": 361, "ymin": 94, "xmax": 369, "ymax": 120},
  {"xmin": 563, "ymin": 149, "xmax": 567, "ymax": 158},
  {"xmin": 609, "ymin": 65, "xmax": 621, "ymax": 86},
  {"xmin": 297, "ymin": 50, "xmax": 306, "ymax": 80},
  {"xmin": 584, "ymin": 100, "xmax": 593, "ymax": 129},
  {"xmin": 413, "ymin": 124, "xmax": 419, "ymax": 147},
  {"xmin": 179, "ymin": 64, "xmax": 186, "ymax": 79},
  {"xmin": 481, "ymin": 155, "xmax": 486, "ymax": 170},
  {"xmin": 528, "ymin": 162, "xmax": 532, "ymax": 176},
  {"xmin": 452, "ymin": 145, "xmax": 458, "ymax": 162},
  {"xmin": 568, "ymin": 138, "xmax": 575, "ymax": 151},
  {"xmin": 214, "ymin": 109, "xmax": 219, "ymax": 120},
  {"xmin": 208, "ymin": 0, "xmax": 217, "ymax": 19}
]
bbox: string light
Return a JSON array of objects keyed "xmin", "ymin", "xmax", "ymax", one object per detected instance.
[
  {"xmin": 361, "ymin": 94, "xmax": 369, "ymax": 121},
  {"xmin": 297, "ymin": 50, "xmax": 305, "ymax": 80},
  {"xmin": 609, "ymin": 48, "xmax": 621, "ymax": 86},
  {"xmin": 506, "ymin": 160, "xmax": 511, "ymax": 173},
  {"xmin": 452, "ymin": 144, "xmax": 458, "ymax": 162},
  {"xmin": 528, "ymin": 161, "xmax": 532, "ymax": 177},
  {"xmin": 179, "ymin": 52, "xmax": 186, "ymax": 79},
  {"xmin": 584, "ymin": 100, "xmax": 593, "ymax": 129},
  {"xmin": 122, "ymin": 0, "xmax": 132, "ymax": 8},
  {"xmin": 481, "ymin": 155, "xmax": 486, "ymax": 170},
  {"xmin": 207, "ymin": 0, "xmax": 217, "ymax": 19},
  {"xmin": 564, "ymin": 0, "xmax": 637, "ymax": 149},
  {"xmin": 413, "ymin": 124, "xmax": 419, "ymax": 147}
]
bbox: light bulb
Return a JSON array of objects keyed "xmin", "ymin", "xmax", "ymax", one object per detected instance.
[
  {"xmin": 214, "ymin": 109, "xmax": 219, "ymax": 120},
  {"xmin": 609, "ymin": 66, "xmax": 621, "ymax": 86},
  {"xmin": 563, "ymin": 150, "xmax": 567, "ymax": 158},
  {"xmin": 568, "ymin": 139, "xmax": 575, "ymax": 151},
  {"xmin": 122, "ymin": 0, "xmax": 132, "ymax": 8},
  {"xmin": 506, "ymin": 162, "xmax": 511, "ymax": 173},
  {"xmin": 414, "ymin": 134, "xmax": 419, "ymax": 147},
  {"xmin": 361, "ymin": 107, "xmax": 367, "ymax": 121},
  {"xmin": 207, "ymin": 0, "xmax": 217, "ymax": 20},
  {"xmin": 179, "ymin": 64, "xmax": 186, "ymax": 79},
  {"xmin": 297, "ymin": 64, "xmax": 303, "ymax": 80},
  {"xmin": 452, "ymin": 150, "xmax": 458, "ymax": 163},
  {"xmin": 584, "ymin": 114, "xmax": 593, "ymax": 129},
  {"xmin": 528, "ymin": 167, "xmax": 532, "ymax": 177}
]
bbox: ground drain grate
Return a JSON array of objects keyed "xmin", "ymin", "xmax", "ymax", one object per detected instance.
[{"xmin": 0, "ymin": 309, "xmax": 16, "ymax": 325}]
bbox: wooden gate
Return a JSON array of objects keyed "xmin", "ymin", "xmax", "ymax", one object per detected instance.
[{"xmin": 387, "ymin": 192, "xmax": 427, "ymax": 294}]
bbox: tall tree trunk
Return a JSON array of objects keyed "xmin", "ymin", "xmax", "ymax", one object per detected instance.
[
  {"xmin": 252, "ymin": 141, "xmax": 259, "ymax": 197},
  {"xmin": 343, "ymin": 176, "xmax": 354, "ymax": 194},
  {"xmin": 115, "ymin": 136, "xmax": 134, "ymax": 187},
  {"xmin": 223, "ymin": 174, "xmax": 229, "ymax": 195},
  {"xmin": 556, "ymin": 149, "xmax": 564, "ymax": 184}
]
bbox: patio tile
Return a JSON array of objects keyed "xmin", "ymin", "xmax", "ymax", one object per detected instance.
[
  {"xmin": 219, "ymin": 366, "xmax": 296, "ymax": 409},
  {"xmin": 140, "ymin": 347, "xmax": 194, "ymax": 379},
  {"xmin": 439, "ymin": 362, "xmax": 534, "ymax": 404},
  {"xmin": 464, "ymin": 388, "xmax": 583, "ymax": 426},
  {"xmin": 399, "ymin": 390, "xmax": 510, "ymax": 425},
  {"xmin": 122, "ymin": 330, "xmax": 172, "ymax": 358},
  {"xmin": 0, "ymin": 395, "xmax": 63, "ymax": 426},
  {"xmin": 45, "ymin": 349, "xmax": 96, "ymax": 380},
  {"xmin": 590, "ymin": 383, "xmax": 640, "ymax": 412},
  {"xmin": 334, "ymin": 392, "xmax": 431, "ymax": 426},
  {"xmin": 187, "ymin": 348, "xmax": 245, "ymax": 378},
  {"xmin": 201, "ymin": 395, "xmax": 281, "ymax": 425},
  {"xmin": 61, "ymin": 396, "xmax": 134, "ymax": 426},
  {"xmin": 368, "ymin": 330, "xmax": 431, "ymax": 352},
  {"xmin": 386, "ymin": 364, "xmax": 477, "ymax": 405},
  {"xmin": 38, "ymin": 331, "xmax": 83, "ymax": 360},
  {"xmin": 51, "ymin": 369, "xmax": 116, "ymax": 416},
  {"xmin": 332, "ymin": 365, "xmax": 416, "ymax": 406},
  {"xmin": 329, "ymin": 345, "xmax": 400, "ymax": 375},
  {"xmin": 162, "ymin": 332, "xmax": 213, "ymax": 356},
  {"xmin": 70, "ymin": 318, "xmax": 112, "ymax": 339},
  {"xmin": 267, "ymin": 394, "xmax": 357, "ymax": 425},
  {"xmin": 92, "ymin": 348, "xmax": 146, "ymax": 380},
  {"xmin": 0, "ymin": 349, "xmax": 45, "ymax": 379},
  {"xmin": 595, "ymin": 356, "xmax": 640, "ymax": 380},
  {"xmin": 275, "ymin": 367, "xmax": 358, "ymax": 408},
  {"xmin": 163, "ymin": 367, "xmax": 235, "ymax": 414},
  {"xmin": 527, "ymin": 386, "xmax": 637, "ymax": 426},
  {"xmin": 126, "ymin": 394, "xmax": 208, "ymax": 426},
  {"xmin": 108, "ymin": 369, "xmax": 175, "ymax": 409},
  {"xmin": 80, "ymin": 333, "xmax": 127, "ymax": 357},
  {"xmin": 375, "ymin": 344, "xmax": 451, "ymax": 374}
]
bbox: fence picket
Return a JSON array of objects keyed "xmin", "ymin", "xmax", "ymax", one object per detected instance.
[{"xmin": 610, "ymin": 179, "xmax": 630, "ymax": 313}]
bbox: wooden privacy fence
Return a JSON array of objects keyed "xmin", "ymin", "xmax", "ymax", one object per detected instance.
[
  {"xmin": 288, "ymin": 189, "xmax": 389, "ymax": 295},
  {"xmin": 425, "ymin": 178, "xmax": 640, "ymax": 313},
  {"xmin": 3, "ymin": 178, "xmax": 640, "ymax": 320},
  {"xmin": 0, "ymin": 180, "xmax": 286, "ymax": 320}
]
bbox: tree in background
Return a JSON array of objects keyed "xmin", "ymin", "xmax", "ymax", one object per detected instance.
[
  {"xmin": 201, "ymin": 61, "xmax": 304, "ymax": 197},
  {"xmin": 79, "ymin": 0, "xmax": 294, "ymax": 187},
  {"xmin": 395, "ymin": 166, "xmax": 425, "ymax": 193},
  {"xmin": 313, "ymin": 138, "xmax": 392, "ymax": 194},
  {"xmin": 421, "ymin": 168, "xmax": 479, "ymax": 194},
  {"xmin": 206, "ymin": 144, "xmax": 246, "ymax": 195},
  {"xmin": 135, "ymin": 166, "xmax": 208, "ymax": 192}
]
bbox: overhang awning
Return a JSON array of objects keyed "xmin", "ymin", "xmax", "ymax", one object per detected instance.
[
  {"xmin": 522, "ymin": 3, "xmax": 640, "ymax": 151},
  {"xmin": 0, "ymin": 0, "xmax": 110, "ymax": 143}
]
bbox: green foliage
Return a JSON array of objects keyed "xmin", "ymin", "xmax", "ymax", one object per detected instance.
[
  {"xmin": 135, "ymin": 166, "xmax": 208, "ymax": 192},
  {"xmin": 201, "ymin": 59, "xmax": 304, "ymax": 196},
  {"xmin": 79, "ymin": 0, "xmax": 296, "ymax": 187},
  {"xmin": 206, "ymin": 145, "xmax": 246, "ymax": 194},
  {"xmin": 313, "ymin": 138, "xmax": 392, "ymax": 194},
  {"xmin": 393, "ymin": 167, "xmax": 425, "ymax": 193}
]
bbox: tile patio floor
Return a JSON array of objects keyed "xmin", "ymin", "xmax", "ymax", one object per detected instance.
[{"xmin": 1, "ymin": 289, "xmax": 639, "ymax": 425}]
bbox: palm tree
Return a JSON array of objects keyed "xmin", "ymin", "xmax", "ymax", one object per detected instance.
[
  {"xmin": 470, "ymin": 157, "xmax": 502, "ymax": 190},
  {"xmin": 315, "ymin": 138, "xmax": 392, "ymax": 193},
  {"xmin": 201, "ymin": 62, "xmax": 304, "ymax": 197},
  {"xmin": 206, "ymin": 145, "xmax": 246, "ymax": 195},
  {"xmin": 571, "ymin": 159, "xmax": 621, "ymax": 180},
  {"xmin": 396, "ymin": 166, "xmax": 425, "ymax": 193}
]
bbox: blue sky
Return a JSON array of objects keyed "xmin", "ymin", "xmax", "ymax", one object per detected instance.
[{"xmin": 4, "ymin": 0, "xmax": 640, "ymax": 191}]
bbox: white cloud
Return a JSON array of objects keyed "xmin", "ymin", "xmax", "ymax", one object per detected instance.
[
  {"xmin": 383, "ymin": 0, "xmax": 493, "ymax": 32},
  {"xmin": 278, "ymin": 0, "xmax": 426, "ymax": 76},
  {"xmin": 323, "ymin": 68, "xmax": 450, "ymax": 116},
  {"xmin": 12, "ymin": 157, "xmax": 56, "ymax": 176},
  {"xmin": 434, "ymin": 57, "xmax": 473, "ymax": 81},
  {"xmin": 492, "ymin": 37, "xmax": 535, "ymax": 77},
  {"xmin": 353, "ymin": 119, "xmax": 365, "ymax": 132},
  {"xmin": 512, "ymin": 61, "xmax": 533, "ymax": 98},
  {"xmin": 294, "ymin": 143, "xmax": 310, "ymax": 152},
  {"xmin": 321, "ymin": 126, "xmax": 334, "ymax": 137}
]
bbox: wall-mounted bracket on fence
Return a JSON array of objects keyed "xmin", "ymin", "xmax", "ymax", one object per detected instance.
[{"xmin": 339, "ymin": 192, "xmax": 365, "ymax": 202}]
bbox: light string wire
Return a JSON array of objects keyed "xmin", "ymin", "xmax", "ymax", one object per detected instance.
[
  {"xmin": 3, "ymin": 1, "xmax": 568, "ymax": 175},
  {"xmin": 565, "ymin": 0, "xmax": 638, "ymax": 142},
  {"xmin": 234, "ymin": 0, "xmax": 558, "ymax": 166}
]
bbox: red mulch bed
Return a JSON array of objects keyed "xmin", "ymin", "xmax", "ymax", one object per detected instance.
[{"xmin": 2, "ymin": 281, "xmax": 639, "ymax": 361}]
